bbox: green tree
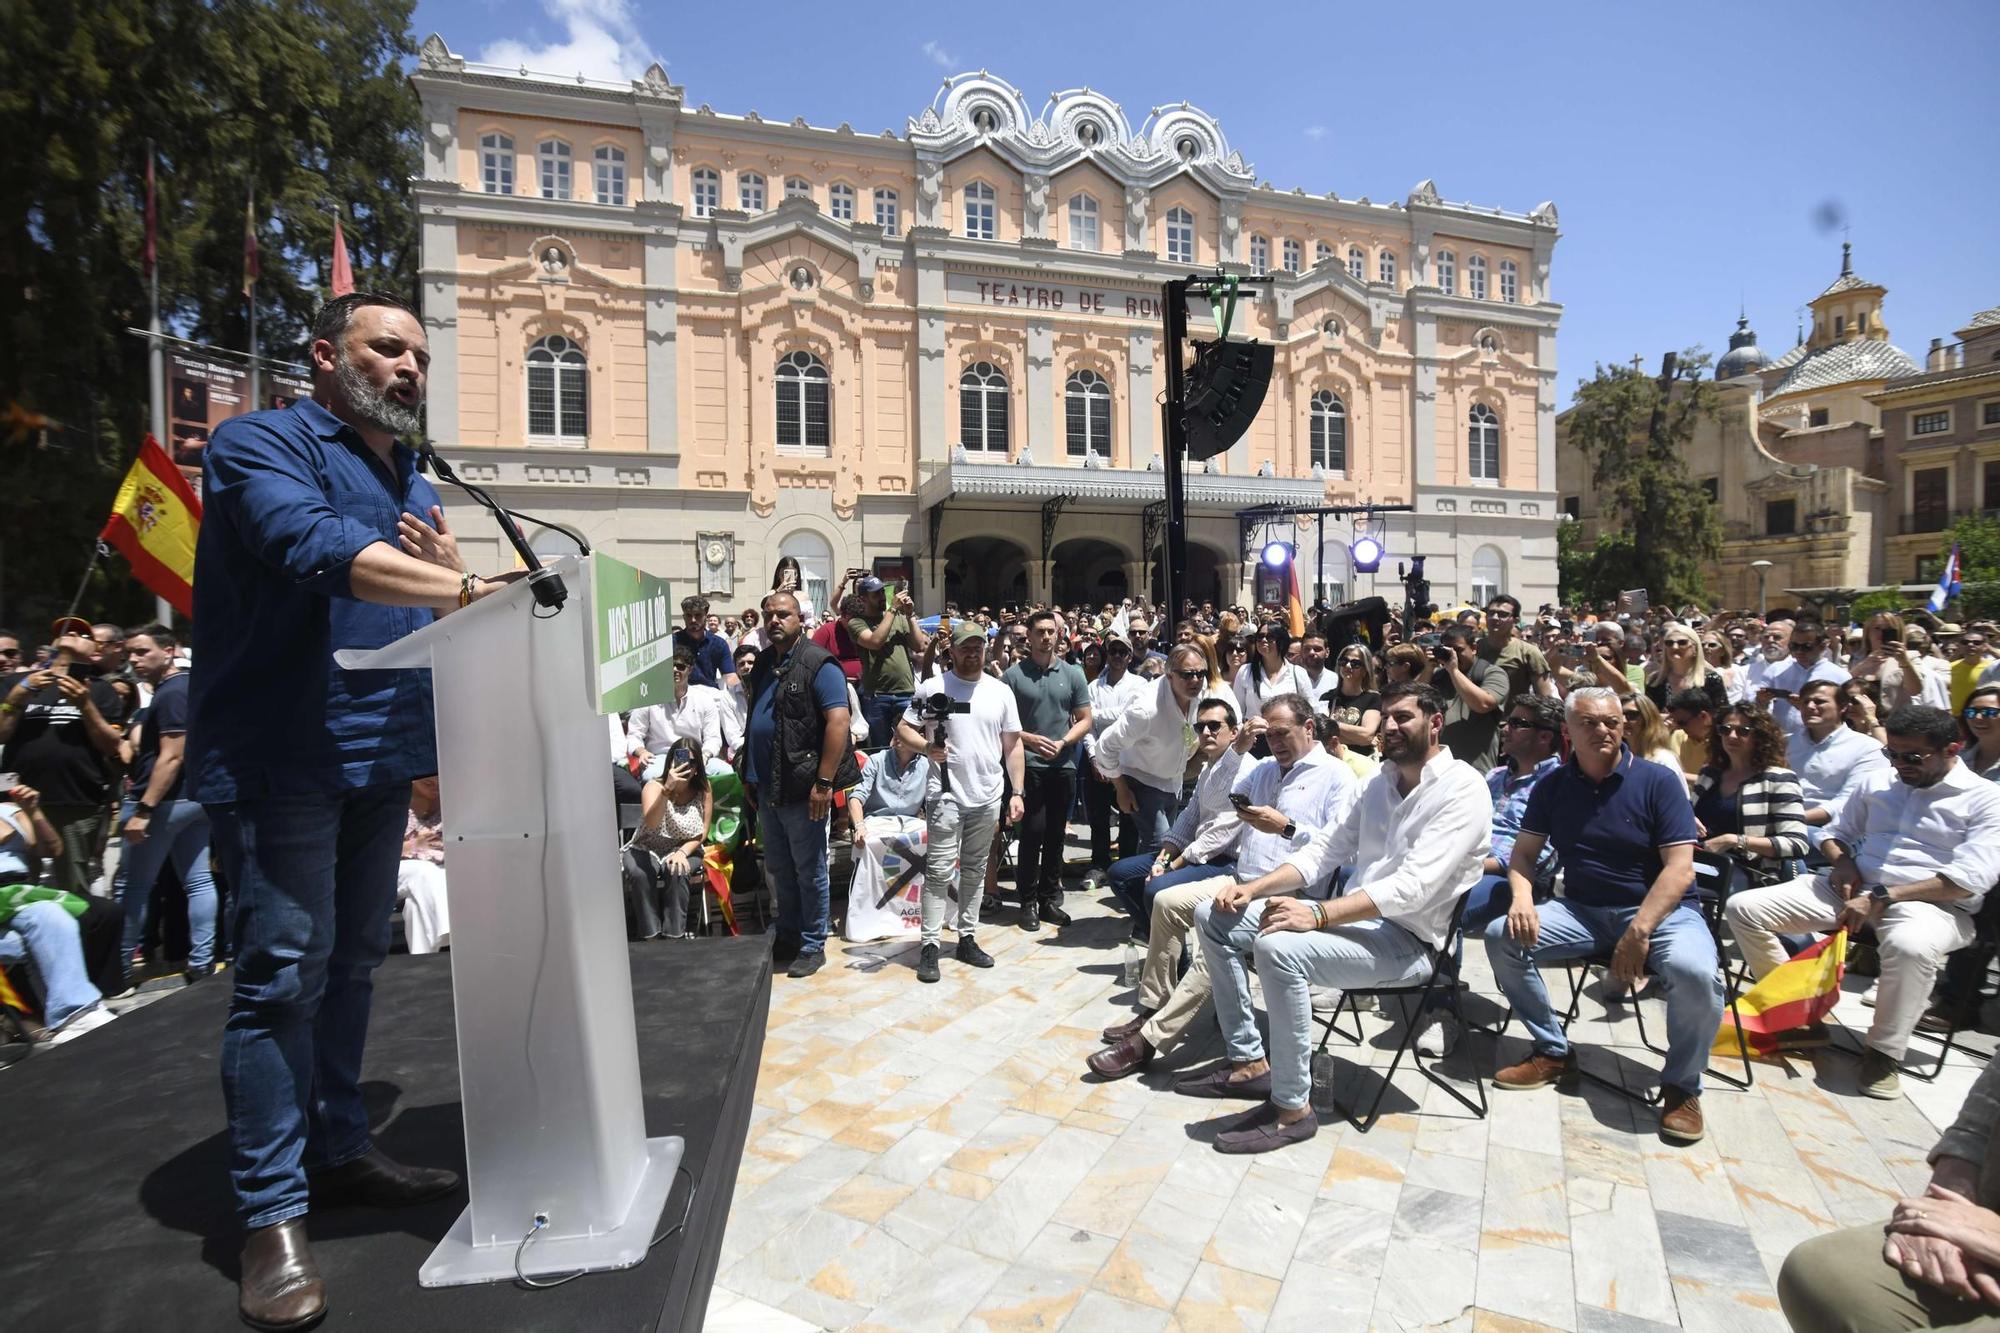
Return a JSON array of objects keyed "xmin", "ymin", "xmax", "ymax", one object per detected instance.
[
  {"xmin": 1563, "ymin": 352, "xmax": 1724, "ymax": 606},
  {"xmin": 0, "ymin": 0, "xmax": 419, "ymax": 628},
  {"xmin": 1944, "ymin": 512, "xmax": 2000, "ymax": 622}
]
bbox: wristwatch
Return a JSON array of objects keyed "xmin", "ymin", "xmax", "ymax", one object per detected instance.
[
  {"xmin": 134, "ymin": 801, "xmax": 156, "ymax": 818},
  {"xmin": 811, "ymin": 777, "xmax": 834, "ymax": 791},
  {"xmin": 1866, "ymin": 883, "xmax": 1891, "ymax": 904},
  {"xmin": 1282, "ymin": 820, "xmax": 1297, "ymax": 839}
]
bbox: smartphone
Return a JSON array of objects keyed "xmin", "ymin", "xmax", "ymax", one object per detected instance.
[
  {"xmin": 0, "ymin": 772, "xmax": 18, "ymax": 791},
  {"xmin": 1228, "ymin": 791, "xmax": 1252, "ymax": 810}
]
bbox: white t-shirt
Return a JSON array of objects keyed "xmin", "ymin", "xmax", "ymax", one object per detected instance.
[
  {"xmin": 903, "ymin": 671, "xmax": 1021, "ymax": 808},
  {"xmin": 1233, "ymin": 660, "xmax": 1312, "ymax": 723}
]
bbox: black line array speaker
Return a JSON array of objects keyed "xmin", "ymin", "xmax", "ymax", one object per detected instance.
[{"xmin": 1182, "ymin": 337, "xmax": 1274, "ymax": 462}]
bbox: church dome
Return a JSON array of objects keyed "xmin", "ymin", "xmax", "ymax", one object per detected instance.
[
  {"xmin": 1714, "ymin": 313, "xmax": 1770, "ymax": 380},
  {"xmin": 1769, "ymin": 338, "xmax": 1919, "ymax": 397}
]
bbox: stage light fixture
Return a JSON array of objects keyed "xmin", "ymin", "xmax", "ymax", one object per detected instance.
[
  {"xmin": 1350, "ymin": 535, "xmax": 1384, "ymax": 573},
  {"xmin": 1262, "ymin": 540, "xmax": 1293, "ymax": 570}
]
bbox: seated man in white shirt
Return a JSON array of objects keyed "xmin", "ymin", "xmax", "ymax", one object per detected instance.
[
  {"xmin": 1086, "ymin": 694, "xmax": 1355, "ymax": 1081},
  {"xmin": 626, "ymin": 650, "xmax": 741, "ymax": 773},
  {"xmin": 1786, "ymin": 678, "xmax": 1891, "ymax": 853},
  {"xmin": 1176, "ymin": 684, "xmax": 1490, "ymax": 1153},
  {"xmin": 1727, "ymin": 704, "xmax": 2000, "ymax": 1100}
]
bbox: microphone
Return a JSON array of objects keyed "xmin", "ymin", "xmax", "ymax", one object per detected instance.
[{"xmin": 416, "ymin": 441, "xmax": 568, "ymax": 612}]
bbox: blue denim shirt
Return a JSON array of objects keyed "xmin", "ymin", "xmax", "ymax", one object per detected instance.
[
  {"xmin": 1488, "ymin": 754, "xmax": 1561, "ymax": 877},
  {"xmin": 185, "ymin": 399, "xmax": 443, "ymax": 803}
]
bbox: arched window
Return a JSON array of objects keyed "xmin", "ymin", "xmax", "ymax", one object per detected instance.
[
  {"xmin": 1249, "ymin": 234, "xmax": 1270, "ymax": 276},
  {"xmin": 960, "ymin": 361, "xmax": 1009, "ymax": 453},
  {"xmin": 1309, "ymin": 390, "xmax": 1348, "ymax": 473},
  {"xmin": 1315, "ymin": 241, "xmax": 1334, "ymax": 266},
  {"xmin": 592, "ymin": 145, "xmax": 626, "ymax": 205},
  {"xmin": 1467, "ymin": 254, "xmax": 1489, "ymax": 300},
  {"xmin": 775, "ymin": 350, "xmax": 830, "ymax": 455},
  {"xmin": 777, "ymin": 530, "xmax": 834, "ymax": 622},
  {"xmin": 1470, "ymin": 546, "xmax": 1507, "ymax": 607},
  {"xmin": 1500, "ymin": 258, "xmax": 1519, "ymax": 304},
  {"xmin": 537, "ymin": 139, "xmax": 571, "ymax": 200},
  {"xmin": 1067, "ymin": 193, "xmax": 1099, "ymax": 251},
  {"xmin": 1435, "ymin": 249, "xmax": 1456, "ymax": 294},
  {"xmin": 1378, "ymin": 249, "xmax": 1397, "ymax": 286},
  {"xmin": 784, "ymin": 176, "xmax": 812, "ymax": 201},
  {"xmin": 1065, "ymin": 369, "xmax": 1112, "ymax": 460},
  {"xmin": 874, "ymin": 188, "xmax": 900, "ymax": 235},
  {"xmin": 739, "ymin": 171, "xmax": 765, "ymax": 212},
  {"xmin": 690, "ymin": 167, "xmax": 719, "ymax": 217},
  {"xmin": 479, "ymin": 132, "xmax": 514, "ymax": 195},
  {"xmin": 1165, "ymin": 207, "xmax": 1194, "ymax": 265},
  {"xmin": 1282, "ymin": 238, "xmax": 1302, "ymax": 274},
  {"xmin": 1347, "ymin": 246, "xmax": 1365, "ymax": 280},
  {"xmin": 526, "ymin": 335, "xmax": 588, "ymax": 442},
  {"xmin": 1468, "ymin": 403, "xmax": 1500, "ymax": 481},
  {"xmin": 829, "ymin": 183, "xmax": 855, "ymax": 222},
  {"xmin": 963, "ymin": 181, "xmax": 996, "ymax": 240}
]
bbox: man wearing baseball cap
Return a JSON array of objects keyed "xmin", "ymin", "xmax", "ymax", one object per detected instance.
[
  {"xmin": 847, "ymin": 574, "xmax": 928, "ymax": 747},
  {"xmin": 0, "ymin": 619, "xmax": 127, "ymax": 895}
]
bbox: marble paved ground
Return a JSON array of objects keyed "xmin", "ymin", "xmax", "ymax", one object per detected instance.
[{"xmin": 707, "ymin": 855, "xmax": 1992, "ymax": 1332}]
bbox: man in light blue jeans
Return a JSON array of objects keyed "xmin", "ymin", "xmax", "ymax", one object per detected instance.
[{"xmin": 1182, "ymin": 685, "xmax": 1491, "ymax": 1154}]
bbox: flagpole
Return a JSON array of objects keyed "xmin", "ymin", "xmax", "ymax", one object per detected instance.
[
  {"xmin": 246, "ymin": 183, "xmax": 260, "ymax": 415},
  {"xmin": 145, "ymin": 141, "xmax": 172, "ymax": 628}
]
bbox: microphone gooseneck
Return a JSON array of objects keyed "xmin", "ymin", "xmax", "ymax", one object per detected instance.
[{"xmin": 418, "ymin": 441, "xmax": 569, "ymax": 612}]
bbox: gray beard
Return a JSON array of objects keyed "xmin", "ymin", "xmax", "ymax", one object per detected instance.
[{"xmin": 333, "ymin": 352, "xmax": 424, "ymax": 437}]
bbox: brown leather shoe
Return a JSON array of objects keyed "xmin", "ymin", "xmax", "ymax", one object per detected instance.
[
  {"xmin": 1659, "ymin": 1088, "xmax": 1705, "ymax": 1144},
  {"xmin": 1493, "ymin": 1050, "xmax": 1576, "ymax": 1091},
  {"xmin": 1102, "ymin": 1007, "xmax": 1158, "ymax": 1043},
  {"xmin": 1087, "ymin": 1033, "xmax": 1153, "ymax": 1080},
  {"xmin": 307, "ymin": 1148, "xmax": 459, "ymax": 1210},
  {"xmin": 238, "ymin": 1218, "xmax": 325, "ymax": 1331}
]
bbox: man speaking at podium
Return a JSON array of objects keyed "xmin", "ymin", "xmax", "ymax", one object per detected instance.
[{"xmin": 186, "ymin": 292, "xmax": 521, "ymax": 1331}]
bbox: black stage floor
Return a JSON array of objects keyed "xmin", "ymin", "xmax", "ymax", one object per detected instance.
[{"xmin": 1, "ymin": 937, "xmax": 771, "ymax": 1332}]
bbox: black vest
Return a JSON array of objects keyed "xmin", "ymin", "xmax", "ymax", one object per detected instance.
[{"xmin": 749, "ymin": 638, "xmax": 861, "ymax": 805}]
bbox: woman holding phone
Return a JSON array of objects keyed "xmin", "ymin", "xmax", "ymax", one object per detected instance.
[{"xmin": 622, "ymin": 741, "xmax": 712, "ymax": 940}]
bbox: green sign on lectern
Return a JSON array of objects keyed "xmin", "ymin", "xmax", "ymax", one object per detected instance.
[{"xmin": 591, "ymin": 553, "xmax": 675, "ymax": 715}]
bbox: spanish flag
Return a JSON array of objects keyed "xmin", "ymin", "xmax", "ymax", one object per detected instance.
[
  {"xmin": 100, "ymin": 435, "xmax": 201, "ymax": 617},
  {"xmin": 1284, "ymin": 559, "xmax": 1306, "ymax": 639},
  {"xmin": 1714, "ymin": 929, "xmax": 1847, "ymax": 1059}
]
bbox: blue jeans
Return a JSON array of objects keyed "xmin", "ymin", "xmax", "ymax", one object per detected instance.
[
  {"xmin": 1109, "ymin": 855, "xmax": 1235, "ymax": 940},
  {"xmin": 1482, "ymin": 898, "xmax": 1722, "ymax": 1096},
  {"xmin": 762, "ymin": 798, "xmax": 830, "ymax": 955},
  {"xmin": 0, "ymin": 900, "xmax": 101, "ymax": 1027},
  {"xmin": 116, "ymin": 795, "xmax": 218, "ymax": 972},
  {"xmin": 862, "ymin": 693, "xmax": 912, "ymax": 751},
  {"xmin": 1127, "ymin": 777, "xmax": 1178, "ymax": 856},
  {"xmin": 208, "ymin": 784, "xmax": 408, "ymax": 1229}
]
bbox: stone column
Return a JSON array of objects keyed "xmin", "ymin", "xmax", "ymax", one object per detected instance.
[
  {"xmin": 1127, "ymin": 330, "xmax": 1155, "ymax": 467},
  {"xmin": 1026, "ymin": 320, "xmax": 1054, "ymax": 461},
  {"xmin": 640, "ymin": 209, "xmax": 680, "ymax": 468},
  {"xmin": 1411, "ymin": 307, "xmax": 1439, "ymax": 487},
  {"xmin": 419, "ymin": 211, "xmax": 460, "ymax": 444}
]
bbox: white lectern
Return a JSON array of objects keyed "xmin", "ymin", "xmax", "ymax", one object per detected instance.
[{"xmin": 337, "ymin": 555, "xmax": 682, "ymax": 1286}]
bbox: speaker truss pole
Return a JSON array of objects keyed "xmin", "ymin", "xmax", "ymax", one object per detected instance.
[{"xmin": 1160, "ymin": 277, "xmax": 1192, "ymax": 622}]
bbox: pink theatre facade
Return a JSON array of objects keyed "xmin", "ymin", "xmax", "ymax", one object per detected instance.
[{"xmin": 411, "ymin": 35, "xmax": 1563, "ymax": 615}]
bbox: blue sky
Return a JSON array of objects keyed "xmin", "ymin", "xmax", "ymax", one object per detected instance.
[{"xmin": 413, "ymin": 0, "xmax": 2000, "ymax": 405}]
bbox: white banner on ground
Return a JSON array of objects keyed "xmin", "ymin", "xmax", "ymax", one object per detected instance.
[{"xmin": 844, "ymin": 815, "xmax": 936, "ymax": 942}]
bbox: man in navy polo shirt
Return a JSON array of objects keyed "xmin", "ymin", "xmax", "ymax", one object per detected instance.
[
  {"xmin": 187, "ymin": 292, "xmax": 522, "ymax": 1331},
  {"xmin": 673, "ymin": 593, "xmax": 737, "ymax": 691},
  {"xmin": 1482, "ymin": 685, "xmax": 1718, "ymax": 1146}
]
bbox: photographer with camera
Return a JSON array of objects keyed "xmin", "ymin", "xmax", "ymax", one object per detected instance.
[
  {"xmin": 1430, "ymin": 623, "xmax": 1508, "ymax": 773},
  {"xmin": 847, "ymin": 573, "xmax": 929, "ymax": 749},
  {"xmin": 896, "ymin": 625, "xmax": 1024, "ymax": 984}
]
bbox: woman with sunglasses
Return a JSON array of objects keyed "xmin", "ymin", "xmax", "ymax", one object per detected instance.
[
  {"xmin": 1962, "ymin": 685, "xmax": 2000, "ymax": 783},
  {"xmin": 1853, "ymin": 611, "xmax": 1950, "ymax": 712},
  {"xmin": 1699, "ymin": 633, "xmax": 1747, "ymax": 705},
  {"xmin": 623, "ymin": 740, "xmax": 713, "ymax": 941},
  {"xmin": 1326, "ymin": 644, "xmax": 1382, "ymax": 758},
  {"xmin": 1231, "ymin": 622, "xmax": 1309, "ymax": 746},
  {"xmin": 1691, "ymin": 703, "xmax": 1808, "ymax": 886},
  {"xmin": 1839, "ymin": 677, "xmax": 1888, "ymax": 744},
  {"xmin": 1623, "ymin": 694, "xmax": 1687, "ymax": 790},
  {"xmin": 1646, "ymin": 621, "xmax": 1727, "ymax": 714}
]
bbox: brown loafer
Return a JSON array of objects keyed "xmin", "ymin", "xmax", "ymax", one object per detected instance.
[
  {"xmin": 1087, "ymin": 1033, "xmax": 1153, "ymax": 1080},
  {"xmin": 1493, "ymin": 1051, "xmax": 1577, "ymax": 1091},
  {"xmin": 1174, "ymin": 1065, "xmax": 1273, "ymax": 1100},
  {"xmin": 238, "ymin": 1218, "xmax": 325, "ymax": 1331},
  {"xmin": 308, "ymin": 1148, "xmax": 459, "ymax": 1210},
  {"xmin": 1213, "ymin": 1102, "xmax": 1320, "ymax": 1155},
  {"xmin": 1102, "ymin": 1007, "xmax": 1158, "ymax": 1043},
  {"xmin": 1659, "ymin": 1088, "xmax": 1705, "ymax": 1144}
]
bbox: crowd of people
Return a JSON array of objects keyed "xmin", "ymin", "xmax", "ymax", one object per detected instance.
[{"xmin": 17, "ymin": 571, "xmax": 2000, "ymax": 1326}]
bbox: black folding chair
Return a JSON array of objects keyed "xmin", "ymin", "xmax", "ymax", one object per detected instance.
[
  {"xmin": 1547, "ymin": 852, "xmax": 1755, "ymax": 1106},
  {"xmin": 1837, "ymin": 894, "xmax": 2000, "ymax": 1082},
  {"xmin": 1312, "ymin": 893, "xmax": 1489, "ymax": 1132}
]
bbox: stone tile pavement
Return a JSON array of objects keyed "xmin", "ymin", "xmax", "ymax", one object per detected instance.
[{"xmin": 710, "ymin": 861, "xmax": 1991, "ymax": 1331}]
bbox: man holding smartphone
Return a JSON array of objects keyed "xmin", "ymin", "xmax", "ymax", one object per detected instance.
[
  {"xmin": 0, "ymin": 618, "xmax": 126, "ymax": 896},
  {"xmin": 848, "ymin": 574, "xmax": 928, "ymax": 748}
]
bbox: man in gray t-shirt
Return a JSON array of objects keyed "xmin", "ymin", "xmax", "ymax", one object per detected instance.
[{"xmin": 1001, "ymin": 610, "xmax": 1092, "ymax": 930}]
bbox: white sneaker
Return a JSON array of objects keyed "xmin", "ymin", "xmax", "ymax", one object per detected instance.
[
  {"xmin": 47, "ymin": 1002, "xmax": 117, "ymax": 1046},
  {"xmin": 1414, "ymin": 1009, "xmax": 1460, "ymax": 1059},
  {"xmin": 1860, "ymin": 982, "xmax": 1880, "ymax": 1008}
]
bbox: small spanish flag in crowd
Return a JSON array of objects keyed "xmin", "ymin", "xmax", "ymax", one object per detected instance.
[
  {"xmin": 100, "ymin": 434, "xmax": 202, "ymax": 617},
  {"xmin": 702, "ymin": 843, "xmax": 739, "ymax": 936},
  {"xmin": 1715, "ymin": 929, "xmax": 1848, "ymax": 1059}
]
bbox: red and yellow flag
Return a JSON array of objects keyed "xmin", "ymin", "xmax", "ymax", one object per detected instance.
[
  {"xmin": 100, "ymin": 435, "xmax": 202, "ymax": 617},
  {"xmin": 1284, "ymin": 560, "xmax": 1306, "ymax": 639},
  {"xmin": 702, "ymin": 843, "xmax": 739, "ymax": 936},
  {"xmin": 1715, "ymin": 929, "xmax": 1847, "ymax": 1059}
]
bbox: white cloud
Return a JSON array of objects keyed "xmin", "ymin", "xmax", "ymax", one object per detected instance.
[
  {"xmin": 1303, "ymin": 125, "xmax": 1328, "ymax": 142},
  {"xmin": 921, "ymin": 39, "xmax": 957, "ymax": 70},
  {"xmin": 477, "ymin": 0, "xmax": 657, "ymax": 83}
]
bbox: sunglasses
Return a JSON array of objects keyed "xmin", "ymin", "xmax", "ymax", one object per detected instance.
[
  {"xmin": 1171, "ymin": 668, "xmax": 1207, "ymax": 683},
  {"xmin": 1339, "ymin": 656, "xmax": 1365, "ymax": 666},
  {"xmin": 1881, "ymin": 746, "xmax": 1935, "ymax": 765},
  {"xmin": 673, "ymin": 662, "xmax": 691, "ymax": 672},
  {"xmin": 1791, "ymin": 643, "xmax": 1822, "ymax": 654},
  {"xmin": 1621, "ymin": 709, "xmax": 1643, "ymax": 722},
  {"xmin": 1717, "ymin": 723, "xmax": 1755, "ymax": 737},
  {"xmin": 1501, "ymin": 717, "xmax": 1554, "ymax": 732},
  {"xmin": 1966, "ymin": 706, "xmax": 2000, "ymax": 721},
  {"xmin": 1194, "ymin": 719, "xmax": 1229, "ymax": 734}
]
